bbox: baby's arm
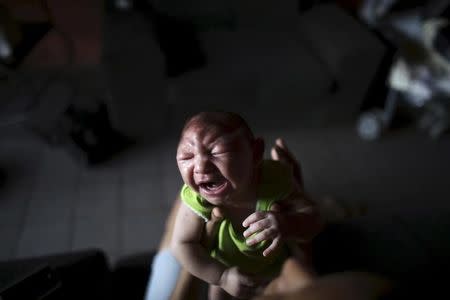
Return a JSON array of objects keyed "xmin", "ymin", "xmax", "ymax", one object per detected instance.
[
  {"xmin": 171, "ymin": 202, "xmax": 261, "ymax": 298},
  {"xmin": 171, "ymin": 202, "xmax": 225, "ymax": 285}
]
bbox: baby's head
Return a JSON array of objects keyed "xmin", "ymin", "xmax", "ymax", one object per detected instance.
[{"xmin": 176, "ymin": 112, "xmax": 264, "ymax": 206}]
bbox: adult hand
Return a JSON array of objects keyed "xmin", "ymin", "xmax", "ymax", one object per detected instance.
[
  {"xmin": 271, "ymin": 138, "xmax": 303, "ymax": 190},
  {"xmin": 262, "ymin": 258, "xmax": 315, "ymax": 297},
  {"xmin": 258, "ymin": 258, "xmax": 391, "ymax": 300},
  {"xmin": 242, "ymin": 138, "xmax": 311, "ymax": 257}
]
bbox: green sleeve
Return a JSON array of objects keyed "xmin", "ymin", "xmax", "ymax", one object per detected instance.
[{"xmin": 180, "ymin": 184, "xmax": 213, "ymax": 222}]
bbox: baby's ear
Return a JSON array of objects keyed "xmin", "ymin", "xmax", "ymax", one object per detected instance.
[{"xmin": 253, "ymin": 137, "xmax": 265, "ymax": 164}]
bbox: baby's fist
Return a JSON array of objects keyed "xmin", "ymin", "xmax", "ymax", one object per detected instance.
[
  {"xmin": 219, "ymin": 267, "xmax": 258, "ymax": 299},
  {"xmin": 242, "ymin": 211, "xmax": 284, "ymax": 257}
]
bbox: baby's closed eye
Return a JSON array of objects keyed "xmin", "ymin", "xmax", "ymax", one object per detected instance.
[
  {"xmin": 211, "ymin": 151, "xmax": 232, "ymax": 157},
  {"xmin": 177, "ymin": 153, "xmax": 194, "ymax": 161}
]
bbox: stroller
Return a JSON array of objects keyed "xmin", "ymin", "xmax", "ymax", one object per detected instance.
[{"xmin": 357, "ymin": 1, "xmax": 450, "ymax": 140}]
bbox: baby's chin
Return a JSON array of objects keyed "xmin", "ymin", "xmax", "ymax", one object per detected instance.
[
  {"xmin": 202, "ymin": 195, "xmax": 230, "ymax": 207},
  {"xmin": 199, "ymin": 189, "xmax": 234, "ymax": 207},
  {"xmin": 200, "ymin": 189, "xmax": 228, "ymax": 205},
  {"xmin": 202, "ymin": 192, "xmax": 254, "ymax": 209}
]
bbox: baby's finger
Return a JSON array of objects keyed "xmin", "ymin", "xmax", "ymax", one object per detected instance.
[
  {"xmin": 243, "ymin": 218, "xmax": 270, "ymax": 238},
  {"xmin": 263, "ymin": 237, "xmax": 281, "ymax": 257},
  {"xmin": 242, "ymin": 211, "xmax": 266, "ymax": 228},
  {"xmin": 246, "ymin": 228, "xmax": 276, "ymax": 246}
]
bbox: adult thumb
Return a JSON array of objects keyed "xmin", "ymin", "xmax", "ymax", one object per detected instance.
[
  {"xmin": 203, "ymin": 207, "xmax": 225, "ymax": 249},
  {"xmin": 211, "ymin": 207, "xmax": 225, "ymax": 219}
]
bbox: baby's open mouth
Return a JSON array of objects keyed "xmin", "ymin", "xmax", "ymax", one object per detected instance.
[{"xmin": 198, "ymin": 179, "xmax": 228, "ymax": 196}]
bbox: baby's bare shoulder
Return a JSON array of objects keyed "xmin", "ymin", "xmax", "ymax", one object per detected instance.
[{"xmin": 172, "ymin": 201, "xmax": 206, "ymax": 244}]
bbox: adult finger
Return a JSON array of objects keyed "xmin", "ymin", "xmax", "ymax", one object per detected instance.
[
  {"xmin": 276, "ymin": 139, "xmax": 300, "ymax": 164},
  {"xmin": 263, "ymin": 237, "xmax": 281, "ymax": 257},
  {"xmin": 274, "ymin": 138, "xmax": 304, "ymax": 189},
  {"xmin": 212, "ymin": 206, "xmax": 225, "ymax": 219},
  {"xmin": 270, "ymin": 203, "xmax": 282, "ymax": 212},
  {"xmin": 272, "ymin": 138, "xmax": 295, "ymax": 162},
  {"xmin": 243, "ymin": 218, "xmax": 271, "ymax": 238},
  {"xmin": 272, "ymin": 139, "xmax": 294, "ymax": 163},
  {"xmin": 204, "ymin": 207, "xmax": 225, "ymax": 248},
  {"xmin": 242, "ymin": 211, "xmax": 266, "ymax": 228},
  {"xmin": 270, "ymin": 146, "xmax": 280, "ymax": 161}
]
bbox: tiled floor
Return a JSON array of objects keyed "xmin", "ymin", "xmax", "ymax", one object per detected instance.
[
  {"xmin": 0, "ymin": 128, "xmax": 175, "ymax": 263},
  {"xmin": 2, "ymin": 122, "xmax": 450, "ymax": 264}
]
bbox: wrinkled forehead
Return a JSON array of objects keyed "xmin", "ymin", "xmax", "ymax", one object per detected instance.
[
  {"xmin": 179, "ymin": 120, "xmax": 248, "ymax": 147},
  {"xmin": 180, "ymin": 114, "xmax": 253, "ymax": 148}
]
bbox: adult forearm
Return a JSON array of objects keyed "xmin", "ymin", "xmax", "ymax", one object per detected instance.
[
  {"xmin": 172, "ymin": 242, "xmax": 226, "ymax": 286},
  {"xmin": 282, "ymin": 210, "xmax": 324, "ymax": 242}
]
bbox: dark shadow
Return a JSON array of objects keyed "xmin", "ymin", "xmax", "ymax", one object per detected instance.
[
  {"xmin": 0, "ymin": 167, "xmax": 6, "ymax": 191},
  {"xmin": 1, "ymin": 22, "xmax": 52, "ymax": 69},
  {"xmin": 112, "ymin": 252, "xmax": 155, "ymax": 300},
  {"xmin": 0, "ymin": 249, "xmax": 111, "ymax": 300}
]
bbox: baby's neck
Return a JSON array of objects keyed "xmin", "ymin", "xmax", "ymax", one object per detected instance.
[
  {"xmin": 223, "ymin": 166, "xmax": 262, "ymax": 234},
  {"xmin": 225, "ymin": 189, "xmax": 258, "ymax": 234},
  {"xmin": 228, "ymin": 207, "xmax": 255, "ymax": 235}
]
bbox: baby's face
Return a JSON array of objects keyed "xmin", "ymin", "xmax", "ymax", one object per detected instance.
[{"xmin": 176, "ymin": 122, "xmax": 257, "ymax": 206}]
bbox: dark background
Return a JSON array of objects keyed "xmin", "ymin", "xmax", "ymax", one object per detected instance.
[{"xmin": 1, "ymin": 0, "xmax": 449, "ymax": 298}]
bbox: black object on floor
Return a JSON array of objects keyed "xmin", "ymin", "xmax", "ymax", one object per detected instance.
[
  {"xmin": 0, "ymin": 249, "xmax": 111, "ymax": 300},
  {"xmin": 64, "ymin": 102, "xmax": 134, "ymax": 166},
  {"xmin": 0, "ymin": 265, "xmax": 61, "ymax": 300}
]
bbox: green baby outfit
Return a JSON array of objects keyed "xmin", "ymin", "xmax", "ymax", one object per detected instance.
[{"xmin": 180, "ymin": 160, "xmax": 293, "ymax": 276}]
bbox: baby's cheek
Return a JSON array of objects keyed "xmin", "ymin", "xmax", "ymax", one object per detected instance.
[
  {"xmin": 185, "ymin": 174, "xmax": 195, "ymax": 187},
  {"xmin": 234, "ymin": 167, "xmax": 252, "ymax": 183},
  {"xmin": 178, "ymin": 165, "xmax": 193, "ymax": 184}
]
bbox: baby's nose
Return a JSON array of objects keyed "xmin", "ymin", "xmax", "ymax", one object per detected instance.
[{"xmin": 194, "ymin": 156, "xmax": 214, "ymax": 174}]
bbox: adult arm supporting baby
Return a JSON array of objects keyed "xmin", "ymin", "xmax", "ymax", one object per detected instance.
[{"xmin": 276, "ymin": 191, "xmax": 325, "ymax": 243}]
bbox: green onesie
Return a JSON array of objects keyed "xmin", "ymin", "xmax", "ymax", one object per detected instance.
[{"xmin": 180, "ymin": 160, "xmax": 293, "ymax": 276}]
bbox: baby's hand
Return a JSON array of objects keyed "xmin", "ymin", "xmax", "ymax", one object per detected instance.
[
  {"xmin": 242, "ymin": 209, "xmax": 284, "ymax": 257},
  {"xmin": 219, "ymin": 267, "xmax": 261, "ymax": 299}
]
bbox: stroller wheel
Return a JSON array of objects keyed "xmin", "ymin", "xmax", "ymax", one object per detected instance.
[
  {"xmin": 429, "ymin": 116, "xmax": 449, "ymax": 139},
  {"xmin": 357, "ymin": 109, "xmax": 385, "ymax": 141},
  {"xmin": 419, "ymin": 101, "xmax": 450, "ymax": 139}
]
